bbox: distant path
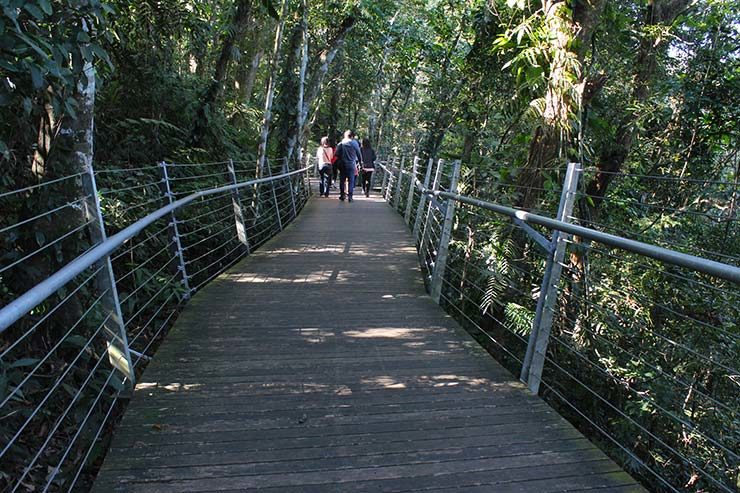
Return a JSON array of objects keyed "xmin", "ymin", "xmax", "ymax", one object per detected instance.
[{"xmin": 93, "ymin": 191, "xmax": 644, "ymax": 492}]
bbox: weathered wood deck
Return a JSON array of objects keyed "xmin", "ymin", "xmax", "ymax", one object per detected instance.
[{"xmin": 93, "ymin": 189, "xmax": 644, "ymax": 492}]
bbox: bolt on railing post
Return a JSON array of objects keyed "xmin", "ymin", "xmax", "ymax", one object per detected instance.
[
  {"xmin": 430, "ymin": 160, "xmax": 461, "ymax": 304},
  {"xmin": 227, "ymin": 159, "xmax": 250, "ymax": 255},
  {"xmin": 81, "ymin": 164, "xmax": 136, "ymax": 392},
  {"xmin": 283, "ymin": 157, "xmax": 297, "ymax": 220},
  {"xmin": 404, "ymin": 156, "xmax": 420, "ymax": 225},
  {"xmin": 413, "ymin": 158, "xmax": 435, "ymax": 242},
  {"xmin": 159, "ymin": 162, "xmax": 191, "ymax": 300},
  {"xmin": 521, "ymin": 162, "xmax": 582, "ymax": 393},
  {"xmin": 419, "ymin": 159, "xmax": 445, "ymax": 273},
  {"xmin": 264, "ymin": 159, "xmax": 283, "ymax": 231},
  {"xmin": 394, "ymin": 156, "xmax": 406, "ymax": 211}
]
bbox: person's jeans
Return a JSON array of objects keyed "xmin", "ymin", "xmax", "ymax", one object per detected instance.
[
  {"xmin": 332, "ymin": 162, "xmax": 340, "ymax": 184},
  {"xmin": 319, "ymin": 165, "xmax": 332, "ymax": 196},
  {"xmin": 339, "ymin": 165, "xmax": 356, "ymax": 200},
  {"xmin": 362, "ymin": 170, "xmax": 373, "ymax": 195}
]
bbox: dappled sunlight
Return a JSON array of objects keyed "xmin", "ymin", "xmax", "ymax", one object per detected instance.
[
  {"xmin": 293, "ymin": 327, "xmax": 336, "ymax": 343},
  {"xmin": 135, "ymin": 382, "xmax": 204, "ymax": 393},
  {"xmin": 421, "ymin": 374, "xmax": 492, "ymax": 388},
  {"xmin": 361, "ymin": 376, "xmax": 407, "ymax": 389},
  {"xmin": 226, "ymin": 272, "xmax": 333, "ymax": 283},
  {"xmin": 264, "ymin": 245, "xmax": 417, "ymax": 256},
  {"xmin": 334, "ymin": 385, "xmax": 353, "ymax": 395},
  {"xmin": 343, "ymin": 328, "xmax": 429, "ymax": 339},
  {"xmin": 380, "ymin": 293, "xmax": 421, "ymax": 300}
]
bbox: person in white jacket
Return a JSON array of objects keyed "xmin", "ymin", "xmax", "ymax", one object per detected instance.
[{"xmin": 316, "ymin": 136, "xmax": 334, "ymax": 197}]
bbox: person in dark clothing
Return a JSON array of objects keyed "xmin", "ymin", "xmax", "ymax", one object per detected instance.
[
  {"xmin": 360, "ymin": 138, "xmax": 376, "ymax": 197},
  {"xmin": 336, "ymin": 130, "xmax": 362, "ymax": 202},
  {"xmin": 331, "ymin": 140, "xmax": 340, "ymax": 187},
  {"xmin": 316, "ymin": 136, "xmax": 334, "ymax": 197}
]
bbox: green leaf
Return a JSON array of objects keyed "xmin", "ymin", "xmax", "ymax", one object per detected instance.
[
  {"xmin": 107, "ymin": 374, "xmax": 125, "ymax": 392},
  {"xmin": 261, "ymin": 0, "xmax": 279, "ymax": 20},
  {"xmin": 0, "ymin": 372, "xmax": 7, "ymax": 403},
  {"xmin": 64, "ymin": 335, "xmax": 88, "ymax": 348},
  {"xmin": 77, "ymin": 31, "xmax": 90, "ymax": 43},
  {"xmin": 63, "ymin": 98, "xmax": 77, "ymax": 118},
  {"xmin": 3, "ymin": 6, "xmax": 18, "ymax": 24},
  {"xmin": 23, "ymin": 3, "xmax": 44, "ymax": 19},
  {"xmin": 29, "ymin": 64, "xmax": 43, "ymax": 89},
  {"xmin": 14, "ymin": 31, "xmax": 47, "ymax": 59},
  {"xmin": 9, "ymin": 358, "xmax": 40, "ymax": 368},
  {"xmin": 38, "ymin": 0, "xmax": 52, "ymax": 15}
]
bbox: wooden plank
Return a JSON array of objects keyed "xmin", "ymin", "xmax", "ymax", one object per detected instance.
[{"xmin": 93, "ymin": 195, "xmax": 644, "ymax": 492}]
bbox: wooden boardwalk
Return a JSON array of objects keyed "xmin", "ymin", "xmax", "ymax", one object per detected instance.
[{"xmin": 93, "ymin": 190, "xmax": 644, "ymax": 492}]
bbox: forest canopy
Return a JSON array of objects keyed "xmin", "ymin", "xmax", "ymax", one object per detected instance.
[{"xmin": 1, "ymin": 0, "xmax": 738, "ymax": 491}]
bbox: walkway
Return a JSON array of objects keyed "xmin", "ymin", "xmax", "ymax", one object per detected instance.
[{"xmin": 93, "ymin": 190, "xmax": 644, "ymax": 492}]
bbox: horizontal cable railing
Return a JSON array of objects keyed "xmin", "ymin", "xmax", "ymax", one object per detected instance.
[
  {"xmin": 0, "ymin": 157, "xmax": 311, "ymax": 491},
  {"xmin": 376, "ymin": 158, "xmax": 739, "ymax": 493}
]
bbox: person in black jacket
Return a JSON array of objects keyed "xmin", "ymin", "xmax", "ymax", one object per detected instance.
[
  {"xmin": 360, "ymin": 138, "xmax": 376, "ymax": 198},
  {"xmin": 335, "ymin": 130, "xmax": 363, "ymax": 202}
]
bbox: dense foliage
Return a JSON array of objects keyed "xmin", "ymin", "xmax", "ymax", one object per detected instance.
[{"xmin": 1, "ymin": 0, "xmax": 737, "ymax": 491}]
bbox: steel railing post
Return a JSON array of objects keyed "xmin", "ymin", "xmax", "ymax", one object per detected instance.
[
  {"xmin": 430, "ymin": 160, "xmax": 461, "ymax": 304},
  {"xmin": 304, "ymin": 156, "xmax": 313, "ymax": 199},
  {"xmin": 264, "ymin": 159, "xmax": 283, "ymax": 231},
  {"xmin": 159, "ymin": 162, "xmax": 191, "ymax": 300},
  {"xmin": 394, "ymin": 156, "xmax": 406, "ymax": 211},
  {"xmin": 419, "ymin": 159, "xmax": 445, "ymax": 275},
  {"xmin": 521, "ymin": 162, "xmax": 582, "ymax": 393},
  {"xmin": 381, "ymin": 159, "xmax": 391, "ymax": 200},
  {"xmin": 284, "ymin": 157, "xmax": 297, "ymax": 220},
  {"xmin": 81, "ymin": 165, "xmax": 135, "ymax": 392},
  {"xmin": 413, "ymin": 158, "xmax": 435, "ymax": 243},
  {"xmin": 385, "ymin": 156, "xmax": 398, "ymax": 205},
  {"xmin": 404, "ymin": 156, "xmax": 420, "ymax": 225},
  {"xmin": 227, "ymin": 159, "xmax": 250, "ymax": 254}
]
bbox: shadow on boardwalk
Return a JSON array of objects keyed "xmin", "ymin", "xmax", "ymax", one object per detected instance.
[{"xmin": 93, "ymin": 192, "xmax": 644, "ymax": 492}]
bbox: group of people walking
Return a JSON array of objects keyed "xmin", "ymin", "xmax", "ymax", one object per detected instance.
[{"xmin": 316, "ymin": 130, "xmax": 377, "ymax": 202}]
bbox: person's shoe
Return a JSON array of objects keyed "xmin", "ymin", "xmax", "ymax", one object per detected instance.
[
  {"xmin": 365, "ymin": 191, "xmax": 370, "ymax": 197},
  {"xmin": 339, "ymin": 196, "xmax": 345, "ymax": 201},
  {"xmin": 348, "ymin": 196, "xmax": 353, "ymax": 202}
]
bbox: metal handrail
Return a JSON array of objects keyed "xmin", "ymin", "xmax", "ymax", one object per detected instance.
[
  {"xmin": 376, "ymin": 161, "xmax": 739, "ymax": 283},
  {"xmin": 429, "ymin": 190, "xmax": 740, "ymax": 284},
  {"xmin": 0, "ymin": 165, "xmax": 310, "ymax": 334},
  {"xmin": 374, "ymin": 158, "xmax": 739, "ymax": 492}
]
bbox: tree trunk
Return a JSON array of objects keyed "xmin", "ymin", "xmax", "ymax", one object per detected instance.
[
  {"xmin": 514, "ymin": 0, "xmax": 607, "ymax": 209},
  {"xmin": 239, "ymin": 47, "xmax": 263, "ymax": 107},
  {"xmin": 584, "ymin": 0, "xmax": 691, "ymax": 218},
  {"xmin": 418, "ymin": 30, "xmax": 464, "ymax": 161},
  {"xmin": 375, "ymin": 80, "xmax": 403, "ymax": 149},
  {"xmin": 256, "ymin": 0, "xmax": 291, "ymax": 179},
  {"xmin": 297, "ymin": 12, "xmax": 358, "ymax": 147},
  {"xmin": 568, "ymin": 0, "xmax": 690, "ymax": 341},
  {"xmin": 31, "ymin": 90, "xmax": 55, "ymax": 179},
  {"xmin": 368, "ymin": 10, "xmax": 400, "ymax": 146},
  {"xmin": 191, "ymin": 0, "xmax": 253, "ymax": 145},
  {"xmin": 285, "ymin": 0, "xmax": 309, "ymax": 167}
]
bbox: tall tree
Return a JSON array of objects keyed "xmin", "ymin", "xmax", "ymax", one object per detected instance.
[
  {"xmin": 584, "ymin": 0, "xmax": 692, "ymax": 218},
  {"xmin": 499, "ymin": 0, "xmax": 605, "ymax": 210},
  {"xmin": 191, "ymin": 0, "xmax": 253, "ymax": 146}
]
